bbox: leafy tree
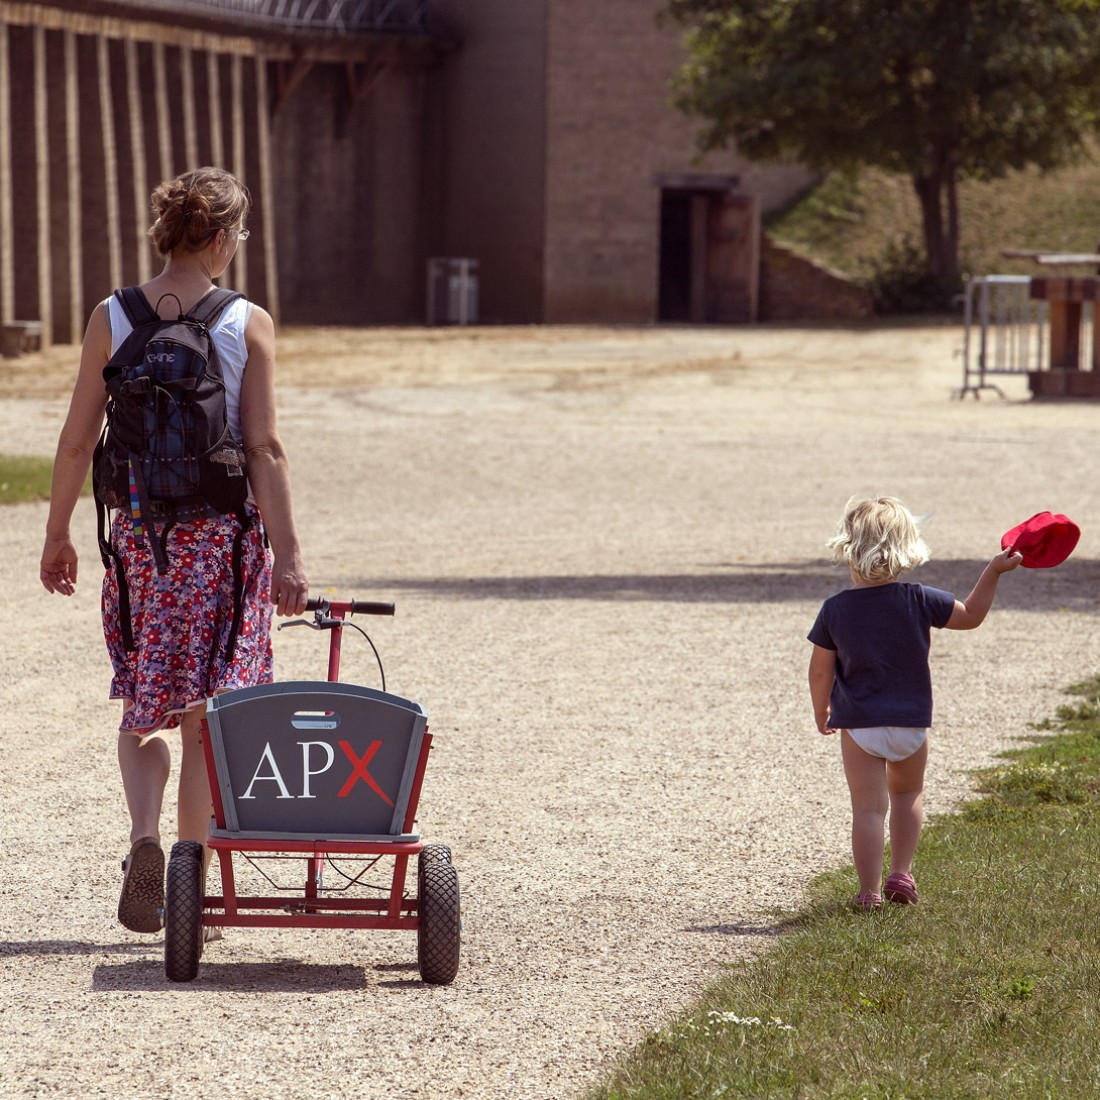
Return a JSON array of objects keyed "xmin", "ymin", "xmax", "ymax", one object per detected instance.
[{"xmin": 663, "ymin": 0, "xmax": 1100, "ymax": 286}]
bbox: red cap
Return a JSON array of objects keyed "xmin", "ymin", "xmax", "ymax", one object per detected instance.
[{"xmin": 1001, "ymin": 512, "xmax": 1080, "ymax": 569}]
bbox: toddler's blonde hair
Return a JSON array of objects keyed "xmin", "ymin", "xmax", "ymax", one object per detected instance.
[{"xmin": 826, "ymin": 496, "xmax": 930, "ymax": 583}]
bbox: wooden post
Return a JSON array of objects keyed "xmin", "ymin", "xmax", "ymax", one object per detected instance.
[
  {"xmin": 98, "ymin": 35, "xmax": 122, "ymax": 292},
  {"xmin": 126, "ymin": 38, "xmax": 151, "ymax": 284},
  {"xmin": 1092, "ymin": 301, "xmax": 1100, "ymax": 372},
  {"xmin": 1048, "ymin": 299, "xmax": 1081, "ymax": 370},
  {"xmin": 65, "ymin": 29, "xmax": 83, "ymax": 342},
  {"xmin": 0, "ymin": 21, "xmax": 12, "ymax": 324},
  {"xmin": 181, "ymin": 45, "xmax": 199, "ymax": 170},
  {"xmin": 33, "ymin": 25, "xmax": 52, "ymax": 348},
  {"xmin": 255, "ymin": 54, "xmax": 280, "ymax": 325},
  {"xmin": 153, "ymin": 42, "xmax": 172, "ymax": 179},
  {"xmin": 208, "ymin": 51, "xmax": 225, "ymax": 171},
  {"xmin": 230, "ymin": 52, "xmax": 247, "ymax": 296}
]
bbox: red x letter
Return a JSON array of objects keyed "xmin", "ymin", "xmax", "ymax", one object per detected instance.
[{"xmin": 337, "ymin": 740, "xmax": 394, "ymax": 805}]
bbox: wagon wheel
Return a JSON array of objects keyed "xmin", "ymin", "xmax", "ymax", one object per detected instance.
[
  {"xmin": 417, "ymin": 860, "xmax": 461, "ymax": 985},
  {"xmin": 418, "ymin": 844, "xmax": 452, "ymax": 872},
  {"xmin": 416, "ymin": 845, "xmax": 452, "ymax": 914},
  {"xmin": 164, "ymin": 840, "xmax": 205, "ymax": 983}
]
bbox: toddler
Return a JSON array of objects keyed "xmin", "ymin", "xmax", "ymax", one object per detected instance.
[{"xmin": 807, "ymin": 496, "xmax": 1021, "ymax": 909}]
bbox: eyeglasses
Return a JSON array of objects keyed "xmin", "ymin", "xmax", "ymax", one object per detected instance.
[{"xmin": 233, "ymin": 228, "xmax": 251, "ymax": 241}]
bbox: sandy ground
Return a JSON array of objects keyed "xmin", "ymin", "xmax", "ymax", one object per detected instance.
[{"xmin": 2, "ymin": 322, "xmax": 1099, "ymax": 1099}]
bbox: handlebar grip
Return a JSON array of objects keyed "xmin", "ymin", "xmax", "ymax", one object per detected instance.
[
  {"xmin": 350, "ymin": 600, "xmax": 395, "ymax": 616},
  {"xmin": 304, "ymin": 598, "xmax": 395, "ymax": 616}
]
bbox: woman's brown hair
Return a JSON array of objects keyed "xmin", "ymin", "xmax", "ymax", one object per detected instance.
[{"xmin": 148, "ymin": 166, "xmax": 251, "ymax": 256}]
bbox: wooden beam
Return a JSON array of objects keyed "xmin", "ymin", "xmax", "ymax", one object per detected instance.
[
  {"xmin": 229, "ymin": 52, "xmax": 246, "ymax": 296},
  {"xmin": 65, "ymin": 29, "xmax": 83, "ymax": 341},
  {"xmin": 272, "ymin": 52, "xmax": 313, "ymax": 115},
  {"xmin": 345, "ymin": 57, "xmax": 387, "ymax": 107},
  {"xmin": 208, "ymin": 50, "xmax": 224, "ymax": 170},
  {"xmin": 125, "ymin": 37, "xmax": 150, "ymax": 283},
  {"xmin": 181, "ymin": 44, "xmax": 198, "ymax": 170},
  {"xmin": 255, "ymin": 55, "xmax": 279, "ymax": 325},
  {"xmin": 0, "ymin": 21, "xmax": 12, "ymax": 323},
  {"xmin": 98, "ymin": 34, "xmax": 122, "ymax": 290},
  {"xmin": 0, "ymin": 1, "xmax": 258, "ymax": 55},
  {"xmin": 153, "ymin": 41, "xmax": 172, "ymax": 178},
  {"xmin": 34, "ymin": 24, "xmax": 51, "ymax": 347}
]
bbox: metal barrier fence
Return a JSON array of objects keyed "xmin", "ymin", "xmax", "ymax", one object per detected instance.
[
  {"xmin": 954, "ymin": 275, "xmax": 1049, "ymax": 399},
  {"xmin": 110, "ymin": 0, "xmax": 434, "ymax": 34}
]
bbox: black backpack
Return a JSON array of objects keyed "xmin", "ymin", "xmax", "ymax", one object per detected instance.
[{"xmin": 94, "ymin": 286, "xmax": 253, "ymax": 657}]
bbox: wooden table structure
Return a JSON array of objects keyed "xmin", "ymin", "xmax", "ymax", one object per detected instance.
[{"xmin": 1002, "ymin": 250, "xmax": 1100, "ymax": 396}]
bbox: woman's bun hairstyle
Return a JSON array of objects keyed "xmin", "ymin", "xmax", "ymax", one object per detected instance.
[{"xmin": 148, "ymin": 166, "xmax": 251, "ymax": 256}]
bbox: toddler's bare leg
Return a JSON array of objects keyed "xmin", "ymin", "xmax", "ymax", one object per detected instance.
[
  {"xmin": 886, "ymin": 739, "xmax": 928, "ymax": 877},
  {"xmin": 841, "ymin": 731, "xmax": 889, "ymax": 896}
]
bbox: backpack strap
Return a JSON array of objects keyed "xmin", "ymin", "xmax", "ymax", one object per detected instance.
[
  {"xmin": 187, "ymin": 287, "xmax": 244, "ymax": 329},
  {"xmin": 223, "ymin": 505, "xmax": 256, "ymax": 666},
  {"xmin": 115, "ymin": 286, "xmax": 242, "ymax": 329},
  {"xmin": 95, "ymin": 472, "xmax": 138, "ymax": 654},
  {"xmin": 114, "ymin": 286, "xmax": 159, "ymax": 328}
]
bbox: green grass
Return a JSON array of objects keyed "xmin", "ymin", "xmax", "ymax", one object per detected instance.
[
  {"xmin": 0, "ymin": 454, "xmax": 92, "ymax": 503},
  {"xmin": 766, "ymin": 150, "xmax": 1100, "ymax": 285},
  {"xmin": 0, "ymin": 454, "xmax": 59, "ymax": 503},
  {"xmin": 588, "ymin": 678, "xmax": 1100, "ymax": 1099}
]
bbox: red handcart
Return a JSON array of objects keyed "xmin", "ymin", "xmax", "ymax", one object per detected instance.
[{"xmin": 163, "ymin": 598, "xmax": 461, "ymax": 984}]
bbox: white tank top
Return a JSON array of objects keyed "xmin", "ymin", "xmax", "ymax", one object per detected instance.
[{"xmin": 104, "ymin": 292, "xmax": 253, "ymax": 443}]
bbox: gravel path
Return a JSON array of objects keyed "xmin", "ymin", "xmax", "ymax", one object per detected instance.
[{"xmin": 2, "ymin": 323, "xmax": 1098, "ymax": 1099}]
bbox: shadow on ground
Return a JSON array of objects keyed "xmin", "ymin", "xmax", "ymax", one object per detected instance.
[
  {"xmin": 356, "ymin": 558, "xmax": 1100, "ymax": 614},
  {"xmin": 90, "ymin": 959, "xmax": 370, "ymax": 993}
]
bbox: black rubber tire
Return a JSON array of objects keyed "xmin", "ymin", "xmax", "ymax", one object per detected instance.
[
  {"xmin": 417, "ymin": 860, "xmax": 461, "ymax": 985},
  {"xmin": 418, "ymin": 844, "xmax": 452, "ymax": 871},
  {"xmin": 416, "ymin": 845, "xmax": 453, "ymax": 922},
  {"xmin": 164, "ymin": 840, "xmax": 204, "ymax": 983}
]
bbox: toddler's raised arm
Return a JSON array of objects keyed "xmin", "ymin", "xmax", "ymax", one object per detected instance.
[{"xmin": 946, "ymin": 548, "xmax": 1022, "ymax": 630}]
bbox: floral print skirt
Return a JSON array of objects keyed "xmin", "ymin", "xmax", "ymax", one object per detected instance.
[{"xmin": 102, "ymin": 507, "xmax": 275, "ymax": 736}]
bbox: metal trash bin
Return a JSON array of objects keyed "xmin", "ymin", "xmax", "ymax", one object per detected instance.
[{"xmin": 426, "ymin": 258, "xmax": 478, "ymax": 325}]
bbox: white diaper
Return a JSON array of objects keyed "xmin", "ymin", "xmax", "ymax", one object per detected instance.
[{"xmin": 847, "ymin": 726, "xmax": 927, "ymax": 762}]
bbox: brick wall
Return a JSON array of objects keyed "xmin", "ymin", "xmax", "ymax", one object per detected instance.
[
  {"xmin": 758, "ymin": 238, "xmax": 874, "ymax": 321},
  {"xmin": 542, "ymin": 0, "xmax": 811, "ymax": 323}
]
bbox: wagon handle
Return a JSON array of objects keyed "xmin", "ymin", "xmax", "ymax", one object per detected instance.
[
  {"xmin": 279, "ymin": 597, "xmax": 394, "ymax": 686},
  {"xmin": 305, "ymin": 597, "xmax": 395, "ymax": 617}
]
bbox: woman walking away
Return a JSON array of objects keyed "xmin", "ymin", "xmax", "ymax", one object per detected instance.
[
  {"xmin": 40, "ymin": 166, "xmax": 308, "ymax": 934},
  {"xmin": 807, "ymin": 496, "xmax": 1020, "ymax": 910}
]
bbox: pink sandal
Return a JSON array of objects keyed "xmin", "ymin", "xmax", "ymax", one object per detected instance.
[
  {"xmin": 884, "ymin": 871, "xmax": 919, "ymax": 905},
  {"xmin": 852, "ymin": 891, "xmax": 883, "ymax": 910}
]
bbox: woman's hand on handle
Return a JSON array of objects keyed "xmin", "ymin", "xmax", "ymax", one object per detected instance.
[{"xmin": 271, "ymin": 550, "xmax": 309, "ymax": 617}]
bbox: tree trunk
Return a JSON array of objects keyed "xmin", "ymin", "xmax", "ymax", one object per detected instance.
[
  {"xmin": 912, "ymin": 163, "xmax": 960, "ymax": 282},
  {"xmin": 945, "ymin": 165, "xmax": 960, "ymax": 281},
  {"xmin": 913, "ymin": 172, "xmax": 946, "ymax": 278}
]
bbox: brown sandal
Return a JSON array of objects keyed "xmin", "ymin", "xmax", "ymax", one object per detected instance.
[{"xmin": 118, "ymin": 836, "xmax": 165, "ymax": 932}]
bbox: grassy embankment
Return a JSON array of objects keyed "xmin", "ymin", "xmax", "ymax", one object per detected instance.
[{"xmin": 767, "ymin": 155, "xmax": 1100, "ymax": 287}]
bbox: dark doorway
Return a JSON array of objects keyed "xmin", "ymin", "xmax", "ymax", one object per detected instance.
[
  {"xmin": 658, "ymin": 191, "xmax": 693, "ymax": 321},
  {"xmin": 657, "ymin": 184, "xmax": 759, "ymax": 323}
]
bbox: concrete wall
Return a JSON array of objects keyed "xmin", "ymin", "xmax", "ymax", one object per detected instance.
[
  {"xmin": 542, "ymin": 0, "xmax": 811, "ymax": 323},
  {"xmin": 2, "ymin": 2, "xmax": 837, "ymax": 334},
  {"xmin": 271, "ymin": 61, "xmax": 431, "ymax": 324},
  {"xmin": 434, "ymin": 0, "xmax": 548, "ymax": 323}
]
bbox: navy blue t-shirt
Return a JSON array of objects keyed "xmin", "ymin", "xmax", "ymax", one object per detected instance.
[{"xmin": 807, "ymin": 582, "xmax": 956, "ymax": 728}]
